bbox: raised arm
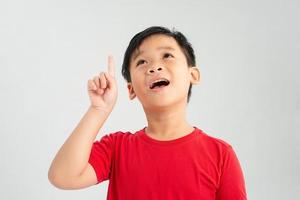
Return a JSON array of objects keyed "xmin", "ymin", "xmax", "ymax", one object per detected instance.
[{"xmin": 48, "ymin": 55, "xmax": 118, "ymax": 190}]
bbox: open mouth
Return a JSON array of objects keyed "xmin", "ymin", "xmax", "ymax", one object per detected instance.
[{"xmin": 149, "ymin": 78, "xmax": 170, "ymax": 89}]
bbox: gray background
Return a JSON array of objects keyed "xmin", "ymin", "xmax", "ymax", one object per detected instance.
[{"xmin": 1, "ymin": 0, "xmax": 299, "ymax": 199}]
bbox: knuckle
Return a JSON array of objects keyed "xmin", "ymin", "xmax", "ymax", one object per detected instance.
[
  {"xmin": 93, "ymin": 75, "xmax": 100, "ymax": 81},
  {"xmin": 101, "ymin": 74, "xmax": 107, "ymax": 82}
]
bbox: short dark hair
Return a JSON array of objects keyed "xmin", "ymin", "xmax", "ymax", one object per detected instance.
[{"xmin": 121, "ymin": 26, "xmax": 196, "ymax": 102}]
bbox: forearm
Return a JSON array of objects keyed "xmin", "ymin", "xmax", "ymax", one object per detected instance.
[{"xmin": 48, "ymin": 106, "xmax": 110, "ymax": 181}]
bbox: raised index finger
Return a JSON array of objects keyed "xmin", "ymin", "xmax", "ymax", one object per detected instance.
[{"xmin": 107, "ymin": 55, "xmax": 115, "ymax": 77}]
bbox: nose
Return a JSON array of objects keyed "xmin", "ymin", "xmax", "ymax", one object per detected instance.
[{"xmin": 147, "ymin": 66, "xmax": 163, "ymax": 74}]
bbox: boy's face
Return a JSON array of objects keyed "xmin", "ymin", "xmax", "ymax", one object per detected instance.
[{"xmin": 127, "ymin": 34, "xmax": 200, "ymax": 109}]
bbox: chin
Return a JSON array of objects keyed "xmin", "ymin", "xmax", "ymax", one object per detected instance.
[{"xmin": 142, "ymin": 96, "xmax": 187, "ymax": 110}]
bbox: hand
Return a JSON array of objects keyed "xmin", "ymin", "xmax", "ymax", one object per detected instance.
[{"xmin": 87, "ymin": 55, "xmax": 118, "ymax": 113}]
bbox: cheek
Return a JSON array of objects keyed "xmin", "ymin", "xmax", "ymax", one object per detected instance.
[
  {"xmin": 131, "ymin": 76, "xmax": 146, "ymax": 94},
  {"xmin": 174, "ymin": 65, "xmax": 190, "ymax": 78},
  {"xmin": 173, "ymin": 69, "xmax": 191, "ymax": 89}
]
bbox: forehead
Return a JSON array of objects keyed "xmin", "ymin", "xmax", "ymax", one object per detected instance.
[{"xmin": 131, "ymin": 34, "xmax": 181, "ymax": 61}]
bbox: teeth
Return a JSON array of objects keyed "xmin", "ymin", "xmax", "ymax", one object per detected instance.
[
  {"xmin": 152, "ymin": 78, "xmax": 168, "ymax": 84},
  {"xmin": 150, "ymin": 78, "xmax": 170, "ymax": 89}
]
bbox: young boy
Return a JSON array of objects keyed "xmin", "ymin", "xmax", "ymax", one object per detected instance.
[{"xmin": 48, "ymin": 26, "xmax": 247, "ymax": 199}]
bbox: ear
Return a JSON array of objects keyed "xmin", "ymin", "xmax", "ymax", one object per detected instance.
[
  {"xmin": 189, "ymin": 66, "xmax": 200, "ymax": 85},
  {"xmin": 127, "ymin": 82, "xmax": 136, "ymax": 100}
]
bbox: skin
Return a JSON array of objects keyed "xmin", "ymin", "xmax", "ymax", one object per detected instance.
[
  {"xmin": 48, "ymin": 56, "xmax": 118, "ymax": 189},
  {"xmin": 48, "ymin": 35, "xmax": 200, "ymax": 189},
  {"xmin": 127, "ymin": 34, "xmax": 201, "ymax": 140}
]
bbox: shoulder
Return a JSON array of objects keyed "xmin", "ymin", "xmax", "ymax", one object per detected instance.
[
  {"xmin": 196, "ymin": 128, "xmax": 241, "ymax": 168},
  {"xmin": 104, "ymin": 130, "xmax": 136, "ymax": 138},
  {"xmin": 97, "ymin": 130, "xmax": 138, "ymax": 143},
  {"xmin": 196, "ymin": 127, "xmax": 233, "ymax": 153}
]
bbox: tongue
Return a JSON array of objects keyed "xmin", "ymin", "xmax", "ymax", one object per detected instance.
[{"xmin": 153, "ymin": 85, "xmax": 166, "ymax": 89}]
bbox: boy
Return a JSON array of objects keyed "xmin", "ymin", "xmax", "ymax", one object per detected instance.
[{"xmin": 48, "ymin": 26, "xmax": 247, "ymax": 199}]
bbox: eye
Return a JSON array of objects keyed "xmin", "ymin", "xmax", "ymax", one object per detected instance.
[
  {"xmin": 136, "ymin": 59, "xmax": 146, "ymax": 66},
  {"xmin": 163, "ymin": 53, "xmax": 174, "ymax": 59}
]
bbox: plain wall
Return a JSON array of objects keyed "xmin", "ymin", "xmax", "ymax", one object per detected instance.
[{"xmin": 0, "ymin": 0, "xmax": 299, "ymax": 199}]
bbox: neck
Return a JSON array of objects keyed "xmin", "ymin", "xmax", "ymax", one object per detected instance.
[{"xmin": 142, "ymin": 101, "xmax": 194, "ymax": 140}]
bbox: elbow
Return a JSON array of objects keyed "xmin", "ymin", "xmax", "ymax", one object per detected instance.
[
  {"xmin": 48, "ymin": 169, "xmax": 81, "ymax": 190},
  {"xmin": 48, "ymin": 169, "xmax": 61, "ymax": 189},
  {"xmin": 48, "ymin": 168, "xmax": 67, "ymax": 190}
]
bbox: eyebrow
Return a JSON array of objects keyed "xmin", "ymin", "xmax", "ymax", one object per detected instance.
[{"xmin": 132, "ymin": 46, "xmax": 176, "ymax": 61}]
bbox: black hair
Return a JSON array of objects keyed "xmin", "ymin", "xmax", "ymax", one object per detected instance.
[{"xmin": 121, "ymin": 26, "xmax": 196, "ymax": 102}]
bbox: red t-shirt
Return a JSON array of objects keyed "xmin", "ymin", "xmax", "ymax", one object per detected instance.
[{"xmin": 88, "ymin": 127, "xmax": 247, "ymax": 200}]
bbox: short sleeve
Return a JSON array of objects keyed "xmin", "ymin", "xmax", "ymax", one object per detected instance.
[
  {"xmin": 216, "ymin": 146, "xmax": 247, "ymax": 200},
  {"xmin": 88, "ymin": 134, "xmax": 114, "ymax": 184}
]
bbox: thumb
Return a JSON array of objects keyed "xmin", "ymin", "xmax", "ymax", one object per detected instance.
[{"xmin": 107, "ymin": 55, "xmax": 115, "ymax": 78}]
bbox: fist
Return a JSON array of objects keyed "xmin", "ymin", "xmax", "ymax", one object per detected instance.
[{"xmin": 87, "ymin": 55, "xmax": 118, "ymax": 113}]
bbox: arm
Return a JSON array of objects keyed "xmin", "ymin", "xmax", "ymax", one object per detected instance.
[
  {"xmin": 48, "ymin": 55, "xmax": 117, "ymax": 190},
  {"xmin": 48, "ymin": 107, "xmax": 110, "ymax": 189},
  {"xmin": 216, "ymin": 146, "xmax": 247, "ymax": 200}
]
